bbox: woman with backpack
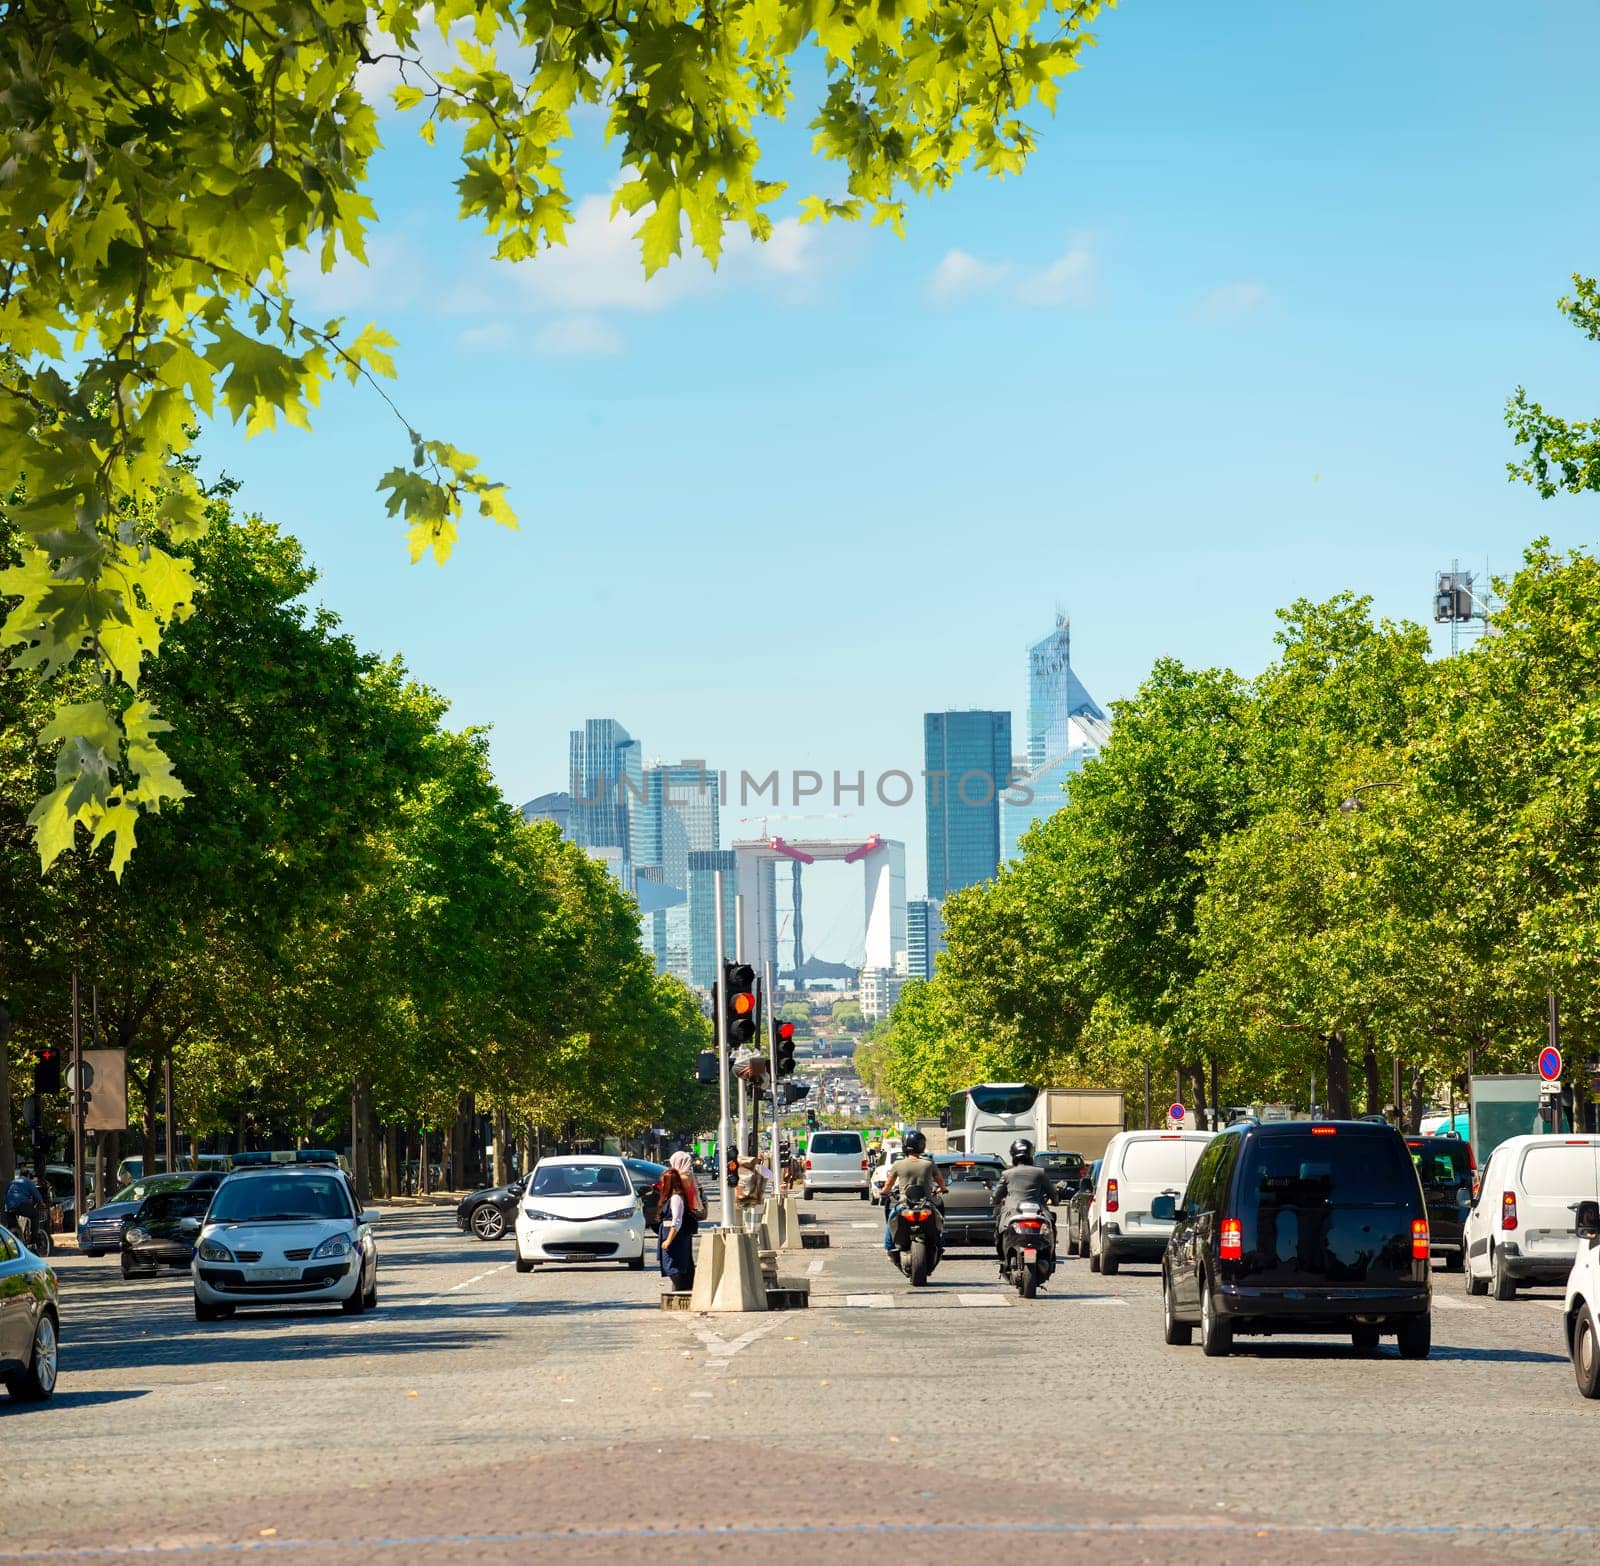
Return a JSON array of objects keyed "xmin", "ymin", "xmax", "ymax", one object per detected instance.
[{"xmin": 657, "ymin": 1167, "xmax": 698, "ymax": 1292}]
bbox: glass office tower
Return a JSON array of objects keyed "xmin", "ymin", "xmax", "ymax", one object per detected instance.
[{"xmin": 924, "ymin": 710, "xmax": 1012, "ymax": 899}]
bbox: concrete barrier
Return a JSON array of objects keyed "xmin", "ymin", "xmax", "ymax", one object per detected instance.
[{"xmin": 688, "ymin": 1228, "xmax": 767, "ymax": 1313}]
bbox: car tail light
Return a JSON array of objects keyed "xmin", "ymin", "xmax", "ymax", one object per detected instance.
[
  {"xmin": 1501, "ymin": 1190, "xmax": 1517, "ymax": 1231},
  {"xmin": 1105, "ymin": 1178, "xmax": 1119, "ymax": 1213},
  {"xmin": 861, "ymin": 1160, "xmax": 869, "ymax": 1170},
  {"xmin": 1412, "ymin": 1219, "xmax": 1429, "ymax": 1260},
  {"xmin": 804, "ymin": 1159, "xmax": 813, "ymax": 1170},
  {"xmin": 1312, "ymin": 1126, "xmax": 1337, "ymax": 1136},
  {"xmin": 1220, "ymin": 1218, "xmax": 1242, "ymax": 1260}
]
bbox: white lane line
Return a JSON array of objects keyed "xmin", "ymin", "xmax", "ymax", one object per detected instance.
[
  {"xmin": 1433, "ymin": 1297, "xmax": 1482, "ymax": 1312},
  {"xmin": 1076, "ymin": 1296, "xmax": 1127, "ymax": 1307},
  {"xmin": 806, "ymin": 1258, "xmax": 826, "ymax": 1276},
  {"xmin": 420, "ymin": 1262, "xmax": 510, "ymax": 1308},
  {"xmin": 688, "ymin": 1390, "xmax": 715, "ymax": 1399},
  {"xmin": 845, "ymin": 1293, "xmax": 895, "ymax": 1309},
  {"xmin": 851, "ymin": 1222, "xmax": 879, "ymax": 1229},
  {"xmin": 957, "ymin": 1293, "xmax": 1008, "ymax": 1308}
]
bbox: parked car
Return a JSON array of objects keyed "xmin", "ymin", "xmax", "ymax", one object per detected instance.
[
  {"xmin": 802, "ymin": 1130, "xmax": 869, "ymax": 1200},
  {"xmin": 0, "ymin": 1226, "xmax": 58, "ymax": 1401},
  {"xmin": 931, "ymin": 1153, "xmax": 1007, "ymax": 1249},
  {"xmin": 121, "ymin": 1186, "xmax": 214, "ymax": 1279},
  {"xmin": 192, "ymin": 1162, "xmax": 378, "ymax": 1320},
  {"xmin": 1405, "ymin": 1136, "xmax": 1473, "ymax": 1271},
  {"xmin": 1464, "ymin": 1134, "xmax": 1600, "ymax": 1299},
  {"xmin": 1088, "ymin": 1130, "xmax": 1215, "ymax": 1276},
  {"xmin": 115, "ymin": 1155, "xmax": 198, "ymax": 1186},
  {"xmin": 1158, "ymin": 1118, "xmax": 1431, "ymax": 1358},
  {"xmin": 513, "ymin": 1156, "xmax": 645, "ymax": 1272},
  {"xmin": 78, "ymin": 1173, "xmax": 196, "ymax": 1256},
  {"xmin": 1064, "ymin": 1159, "xmax": 1102, "ymax": 1257},
  {"xmin": 1562, "ymin": 1198, "xmax": 1600, "ymax": 1398},
  {"xmin": 1036, "ymin": 1151, "xmax": 1087, "ymax": 1201}
]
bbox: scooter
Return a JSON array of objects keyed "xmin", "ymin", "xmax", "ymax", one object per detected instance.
[
  {"xmin": 999, "ymin": 1199, "xmax": 1055, "ymax": 1297},
  {"xmin": 887, "ymin": 1198, "xmax": 944, "ymax": 1286}
]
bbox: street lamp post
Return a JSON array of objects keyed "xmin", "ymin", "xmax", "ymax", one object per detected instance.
[{"xmin": 1338, "ymin": 780, "xmax": 1402, "ymax": 813}]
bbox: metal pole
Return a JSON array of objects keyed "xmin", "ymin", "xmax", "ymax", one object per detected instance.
[
  {"xmin": 1143, "ymin": 1062, "xmax": 1151, "ymax": 1131},
  {"xmin": 1549, "ymin": 993, "xmax": 1562, "ymax": 1132},
  {"xmin": 163, "ymin": 1054, "xmax": 176, "ymax": 1172},
  {"xmin": 766, "ymin": 958, "xmax": 783, "ymax": 1197},
  {"xmin": 714, "ymin": 870, "xmax": 733, "ymax": 1225},
  {"xmin": 71, "ymin": 974, "xmax": 84, "ymax": 1226}
]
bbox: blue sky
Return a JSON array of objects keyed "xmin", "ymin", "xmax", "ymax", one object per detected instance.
[{"xmin": 202, "ymin": 1, "xmax": 1600, "ymax": 963}]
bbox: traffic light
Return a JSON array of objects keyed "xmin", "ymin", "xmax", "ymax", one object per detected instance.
[
  {"xmin": 775, "ymin": 1020, "xmax": 796, "ymax": 1077},
  {"xmin": 721, "ymin": 961, "xmax": 757, "ymax": 1046},
  {"xmin": 779, "ymin": 1080, "xmax": 808, "ymax": 1107},
  {"xmin": 806, "ymin": 1108, "xmax": 818, "ymax": 1130},
  {"xmin": 34, "ymin": 1044, "xmax": 61, "ymax": 1095}
]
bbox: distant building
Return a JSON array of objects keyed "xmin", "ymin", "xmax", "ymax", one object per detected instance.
[
  {"xmin": 568, "ymin": 718, "xmax": 642, "ymax": 882},
  {"xmin": 634, "ymin": 761, "xmax": 720, "ymax": 984},
  {"xmin": 687, "ymin": 849, "xmax": 737, "ymax": 990},
  {"xmin": 1005, "ymin": 615, "xmax": 1110, "ymax": 858},
  {"xmin": 906, "ymin": 898, "xmax": 944, "ymax": 982},
  {"xmin": 520, "ymin": 791, "xmax": 571, "ymax": 836},
  {"xmin": 859, "ymin": 966, "xmax": 906, "ymax": 1025},
  {"xmin": 924, "ymin": 710, "xmax": 1012, "ymax": 899}
]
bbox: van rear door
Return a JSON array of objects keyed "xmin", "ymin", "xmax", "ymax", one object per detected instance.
[
  {"xmin": 1235, "ymin": 1126, "xmax": 1421, "ymax": 1289},
  {"xmin": 1117, "ymin": 1134, "xmax": 1212, "ymax": 1239},
  {"xmin": 1514, "ymin": 1139, "xmax": 1600, "ymax": 1266}
]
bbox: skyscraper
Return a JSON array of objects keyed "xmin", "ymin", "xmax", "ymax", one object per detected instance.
[
  {"xmin": 924, "ymin": 710, "xmax": 1012, "ymax": 899},
  {"xmin": 633, "ymin": 762, "xmax": 720, "ymax": 984},
  {"xmin": 687, "ymin": 849, "xmax": 738, "ymax": 991},
  {"xmin": 568, "ymin": 718, "xmax": 642, "ymax": 882},
  {"xmin": 907, "ymin": 898, "xmax": 945, "ymax": 982}
]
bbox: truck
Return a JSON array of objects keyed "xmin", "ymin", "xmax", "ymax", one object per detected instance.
[
  {"xmin": 944, "ymin": 1084, "xmax": 1125, "ymax": 1162},
  {"xmin": 1035, "ymin": 1088, "xmax": 1126, "ymax": 1164}
]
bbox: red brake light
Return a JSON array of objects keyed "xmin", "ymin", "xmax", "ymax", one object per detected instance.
[
  {"xmin": 804, "ymin": 1159, "xmax": 812, "ymax": 1170},
  {"xmin": 1311, "ymin": 1126, "xmax": 1337, "ymax": 1136},
  {"xmin": 1015, "ymin": 1219, "xmax": 1044, "ymax": 1231},
  {"xmin": 1105, "ymin": 1178, "xmax": 1119, "ymax": 1213},
  {"xmin": 1411, "ymin": 1218, "xmax": 1430, "ymax": 1260},
  {"xmin": 1220, "ymin": 1218, "xmax": 1242, "ymax": 1260},
  {"xmin": 861, "ymin": 1160, "xmax": 868, "ymax": 1170},
  {"xmin": 1501, "ymin": 1191, "xmax": 1517, "ymax": 1231}
]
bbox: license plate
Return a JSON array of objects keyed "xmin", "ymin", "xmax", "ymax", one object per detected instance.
[
  {"xmin": 1023, "ymin": 1248, "xmax": 1038, "ymax": 1262},
  {"xmin": 251, "ymin": 1267, "xmax": 298, "ymax": 1283}
]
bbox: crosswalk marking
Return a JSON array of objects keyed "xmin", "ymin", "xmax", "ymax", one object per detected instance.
[
  {"xmin": 1433, "ymin": 1296, "xmax": 1482, "ymax": 1311},
  {"xmin": 844, "ymin": 1293, "xmax": 895, "ymax": 1308},
  {"xmin": 956, "ymin": 1293, "xmax": 1007, "ymax": 1308}
]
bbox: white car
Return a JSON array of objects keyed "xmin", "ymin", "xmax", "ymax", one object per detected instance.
[
  {"xmin": 1563, "ymin": 1199, "xmax": 1600, "ymax": 1398},
  {"xmin": 192, "ymin": 1164, "xmax": 378, "ymax": 1321},
  {"xmin": 802, "ymin": 1130, "xmax": 870, "ymax": 1200},
  {"xmin": 514, "ymin": 1156, "xmax": 646, "ymax": 1272},
  {"xmin": 1088, "ymin": 1129, "xmax": 1214, "ymax": 1276},
  {"xmin": 1463, "ymin": 1134, "xmax": 1600, "ymax": 1300}
]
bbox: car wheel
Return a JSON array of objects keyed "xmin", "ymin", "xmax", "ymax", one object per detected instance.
[
  {"xmin": 363, "ymin": 1277, "xmax": 378, "ymax": 1311},
  {"xmin": 859, "ymin": 1188, "xmax": 870, "ymax": 1201},
  {"xmin": 627, "ymin": 1253, "xmax": 645, "ymax": 1271},
  {"xmin": 470, "ymin": 1203, "xmax": 508, "ymax": 1241},
  {"xmin": 340, "ymin": 1280, "xmax": 367, "ymax": 1315},
  {"xmin": 1199, "ymin": 1274, "xmax": 1232, "ymax": 1358},
  {"xmin": 803, "ymin": 1190, "xmax": 813, "ymax": 1202},
  {"xmin": 1574, "ymin": 1307, "xmax": 1600, "ymax": 1399},
  {"xmin": 1162, "ymin": 1270, "xmax": 1192, "ymax": 1347},
  {"xmin": 6, "ymin": 1312, "xmax": 58, "ymax": 1402},
  {"xmin": 1491, "ymin": 1245, "xmax": 1517, "ymax": 1301},
  {"xmin": 1351, "ymin": 1325, "xmax": 1380, "ymax": 1354},
  {"xmin": 1396, "ymin": 1313, "xmax": 1431, "ymax": 1360},
  {"xmin": 515, "ymin": 1242, "xmax": 535, "ymax": 1275},
  {"xmin": 1088, "ymin": 1234, "xmax": 1101, "ymax": 1274},
  {"xmin": 1465, "ymin": 1251, "xmax": 1488, "ymax": 1297},
  {"xmin": 1100, "ymin": 1246, "xmax": 1119, "ymax": 1277},
  {"xmin": 120, "ymin": 1253, "xmax": 140, "ymax": 1280}
]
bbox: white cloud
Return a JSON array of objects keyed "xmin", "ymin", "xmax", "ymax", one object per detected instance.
[
  {"xmin": 534, "ymin": 316, "xmax": 625, "ymax": 356},
  {"xmin": 927, "ymin": 249, "xmax": 1013, "ymax": 303},
  {"xmin": 284, "ymin": 231, "xmax": 425, "ymax": 312},
  {"xmin": 457, "ymin": 321, "xmax": 512, "ymax": 349},
  {"xmin": 926, "ymin": 235, "xmax": 1096, "ymax": 309},
  {"xmin": 355, "ymin": 6, "xmax": 539, "ymax": 110},
  {"xmin": 1202, "ymin": 282, "xmax": 1269, "ymax": 318}
]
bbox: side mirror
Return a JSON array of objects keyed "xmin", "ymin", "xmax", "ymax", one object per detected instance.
[
  {"xmin": 178, "ymin": 1217, "xmax": 201, "ymax": 1234},
  {"xmin": 1150, "ymin": 1195, "xmax": 1178, "ymax": 1222},
  {"xmin": 1576, "ymin": 1200, "xmax": 1600, "ymax": 1241},
  {"xmin": 508, "ymin": 1182, "xmax": 524, "ymax": 1197},
  {"xmin": 360, "ymin": 1209, "xmax": 380, "ymax": 1226}
]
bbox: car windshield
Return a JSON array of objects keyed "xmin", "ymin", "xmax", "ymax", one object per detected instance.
[
  {"xmin": 530, "ymin": 1162, "xmax": 631, "ymax": 1197},
  {"xmin": 141, "ymin": 1190, "xmax": 211, "ymax": 1221},
  {"xmin": 111, "ymin": 1175, "xmax": 189, "ymax": 1206},
  {"xmin": 207, "ymin": 1175, "xmax": 352, "ymax": 1223},
  {"xmin": 968, "ymin": 1085, "xmax": 1038, "ymax": 1115}
]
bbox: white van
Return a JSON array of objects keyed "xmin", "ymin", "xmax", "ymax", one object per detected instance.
[
  {"xmin": 803, "ymin": 1130, "xmax": 869, "ymax": 1200},
  {"xmin": 1464, "ymin": 1134, "xmax": 1600, "ymax": 1299},
  {"xmin": 1088, "ymin": 1129, "xmax": 1214, "ymax": 1276}
]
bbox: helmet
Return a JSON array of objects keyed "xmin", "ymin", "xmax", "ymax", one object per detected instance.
[
  {"xmin": 1009, "ymin": 1138, "xmax": 1034, "ymax": 1166},
  {"xmin": 903, "ymin": 1129, "xmax": 927, "ymax": 1156}
]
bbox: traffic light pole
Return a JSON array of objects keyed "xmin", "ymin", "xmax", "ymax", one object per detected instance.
[
  {"xmin": 713, "ymin": 871, "xmax": 733, "ymax": 1225},
  {"xmin": 765, "ymin": 959, "xmax": 782, "ymax": 1190},
  {"xmin": 71, "ymin": 973, "xmax": 84, "ymax": 1231}
]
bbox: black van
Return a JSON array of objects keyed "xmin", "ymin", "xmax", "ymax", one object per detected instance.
[{"xmin": 1155, "ymin": 1120, "xmax": 1431, "ymax": 1359}]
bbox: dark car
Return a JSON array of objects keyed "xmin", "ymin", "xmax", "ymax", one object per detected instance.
[
  {"xmin": 1065, "ymin": 1159, "xmax": 1102, "ymax": 1256},
  {"xmin": 1405, "ymin": 1136, "xmax": 1473, "ymax": 1272},
  {"xmin": 1158, "ymin": 1120, "xmax": 1431, "ymax": 1359},
  {"xmin": 622, "ymin": 1159, "xmax": 665, "ymax": 1233},
  {"xmin": 77, "ymin": 1172, "xmax": 196, "ymax": 1256},
  {"xmin": 931, "ymin": 1153, "xmax": 1007, "ymax": 1248},
  {"xmin": 1037, "ymin": 1151, "xmax": 1087, "ymax": 1201},
  {"xmin": 458, "ymin": 1180, "xmax": 524, "ymax": 1241},
  {"xmin": 121, "ymin": 1187, "xmax": 214, "ymax": 1279},
  {"xmin": 0, "ymin": 1226, "xmax": 59, "ymax": 1401}
]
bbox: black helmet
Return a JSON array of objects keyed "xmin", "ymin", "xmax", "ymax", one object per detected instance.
[
  {"xmin": 903, "ymin": 1129, "xmax": 927, "ymax": 1156},
  {"xmin": 1009, "ymin": 1138, "xmax": 1034, "ymax": 1166}
]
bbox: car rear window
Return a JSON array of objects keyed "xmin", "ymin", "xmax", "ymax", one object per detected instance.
[
  {"xmin": 810, "ymin": 1134, "xmax": 863, "ymax": 1154},
  {"xmin": 1121, "ymin": 1139, "xmax": 1199, "ymax": 1183},
  {"xmin": 142, "ymin": 1191, "xmax": 211, "ymax": 1220},
  {"xmin": 942, "ymin": 1161, "xmax": 1001, "ymax": 1187},
  {"xmin": 1407, "ymin": 1142, "xmax": 1470, "ymax": 1186},
  {"xmin": 1518, "ymin": 1144, "xmax": 1600, "ymax": 1199},
  {"xmin": 1241, "ymin": 1131, "xmax": 1414, "ymax": 1211}
]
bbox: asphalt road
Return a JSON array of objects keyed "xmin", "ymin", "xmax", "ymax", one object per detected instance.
[{"xmin": 5, "ymin": 1199, "xmax": 1596, "ymax": 1564}]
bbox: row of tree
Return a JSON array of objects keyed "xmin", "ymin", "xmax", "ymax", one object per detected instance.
[
  {"xmin": 871, "ymin": 540, "xmax": 1600, "ymax": 1126},
  {"xmin": 2, "ymin": 491, "xmax": 711, "ymax": 1194}
]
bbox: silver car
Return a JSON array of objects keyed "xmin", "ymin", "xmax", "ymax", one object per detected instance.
[
  {"xmin": 0, "ymin": 1227, "xmax": 59, "ymax": 1401},
  {"xmin": 803, "ymin": 1131, "xmax": 870, "ymax": 1200}
]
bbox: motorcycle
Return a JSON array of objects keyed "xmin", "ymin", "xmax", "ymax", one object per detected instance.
[
  {"xmin": 887, "ymin": 1197, "xmax": 943, "ymax": 1286},
  {"xmin": 999, "ymin": 1199, "xmax": 1055, "ymax": 1298}
]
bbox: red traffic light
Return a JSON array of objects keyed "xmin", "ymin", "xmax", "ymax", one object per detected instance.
[{"xmin": 777, "ymin": 1022, "xmax": 795, "ymax": 1041}]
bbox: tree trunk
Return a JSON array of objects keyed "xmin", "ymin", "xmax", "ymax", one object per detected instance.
[
  {"xmin": 1324, "ymin": 1032, "xmax": 1352, "ymax": 1119},
  {"xmin": 0, "ymin": 1031, "xmax": 14, "ymax": 1194},
  {"xmin": 383, "ymin": 1123, "xmax": 401, "ymax": 1199},
  {"xmin": 450, "ymin": 1092, "xmax": 474, "ymax": 1190},
  {"xmin": 493, "ymin": 1107, "xmax": 509, "ymax": 1186},
  {"xmin": 1362, "ymin": 1041, "xmax": 1381, "ymax": 1115},
  {"xmin": 518, "ymin": 1120, "xmax": 532, "ymax": 1181},
  {"xmin": 1407, "ymin": 1067, "xmax": 1427, "ymax": 1137},
  {"xmin": 1209, "ymin": 1059, "xmax": 1220, "ymax": 1132},
  {"xmin": 350, "ymin": 1078, "xmax": 372, "ymax": 1204}
]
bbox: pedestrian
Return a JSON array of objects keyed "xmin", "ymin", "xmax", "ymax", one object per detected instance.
[
  {"xmin": 657, "ymin": 1167, "xmax": 697, "ymax": 1292},
  {"xmin": 666, "ymin": 1150, "xmax": 705, "ymax": 1221}
]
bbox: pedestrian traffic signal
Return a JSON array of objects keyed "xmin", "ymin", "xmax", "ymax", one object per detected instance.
[
  {"xmin": 722, "ymin": 961, "xmax": 757, "ymax": 1046},
  {"xmin": 775, "ymin": 1020, "xmax": 796, "ymax": 1077},
  {"xmin": 33, "ymin": 1044, "xmax": 61, "ymax": 1095}
]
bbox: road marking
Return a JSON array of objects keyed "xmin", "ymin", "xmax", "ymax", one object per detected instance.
[
  {"xmin": 851, "ymin": 1222, "xmax": 879, "ymax": 1229},
  {"xmin": 689, "ymin": 1318, "xmax": 780, "ymax": 1368},
  {"xmin": 957, "ymin": 1293, "xmax": 1007, "ymax": 1308},
  {"xmin": 806, "ymin": 1258, "xmax": 826, "ymax": 1276},
  {"xmin": 420, "ymin": 1262, "xmax": 510, "ymax": 1308},
  {"xmin": 845, "ymin": 1293, "xmax": 895, "ymax": 1308},
  {"xmin": 1533, "ymin": 1300, "xmax": 1566, "ymax": 1313},
  {"xmin": 1433, "ymin": 1297, "xmax": 1482, "ymax": 1311},
  {"xmin": 1075, "ymin": 1296, "xmax": 1127, "ymax": 1306}
]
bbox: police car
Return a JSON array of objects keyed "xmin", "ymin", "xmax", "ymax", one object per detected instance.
[{"xmin": 191, "ymin": 1153, "xmax": 378, "ymax": 1321}]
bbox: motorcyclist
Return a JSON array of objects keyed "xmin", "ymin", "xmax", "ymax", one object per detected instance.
[
  {"xmin": 993, "ymin": 1139, "xmax": 1054, "ymax": 1261},
  {"xmin": 4, "ymin": 1166, "xmax": 52, "ymax": 1249},
  {"xmin": 880, "ymin": 1129, "xmax": 946, "ymax": 1257}
]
